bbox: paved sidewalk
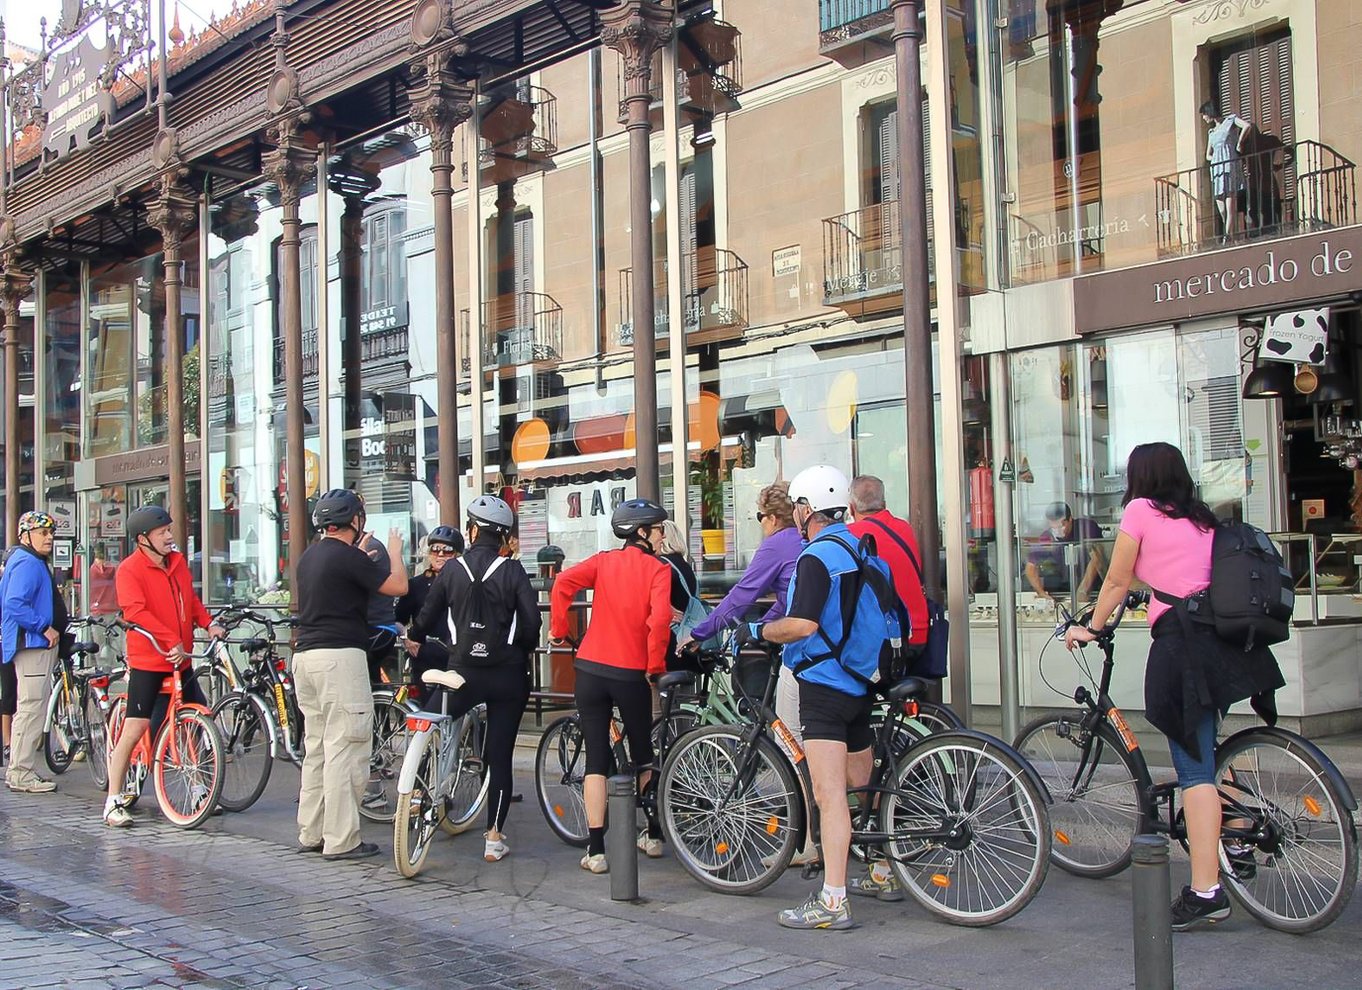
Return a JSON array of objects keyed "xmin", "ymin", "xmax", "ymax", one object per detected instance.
[{"xmin": 0, "ymin": 739, "xmax": 1358, "ymax": 990}]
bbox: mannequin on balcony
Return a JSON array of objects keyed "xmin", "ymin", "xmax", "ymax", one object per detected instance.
[{"xmin": 1201, "ymin": 101, "xmax": 1252, "ymax": 243}]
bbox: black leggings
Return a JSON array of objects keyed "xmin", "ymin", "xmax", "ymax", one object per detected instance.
[
  {"xmin": 441, "ymin": 664, "xmax": 530, "ymax": 833},
  {"xmin": 574, "ymin": 667, "xmax": 654, "ymax": 777}
]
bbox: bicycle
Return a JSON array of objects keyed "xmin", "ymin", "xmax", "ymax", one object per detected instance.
[
  {"xmin": 658, "ymin": 640, "xmax": 1053, "ymax": 926},
  {"xmin": 360, "ymin": 656, "xmax": 421, "ymax": 823},
  {"xmin": 1014, "ymin": 590, "xmax": 1359, "ymax": 933},
  {"xmin": 208, "ymin": 608, "xmax": 304, "ymax": 812},
  {"xmin": 392, "ymin": 669, "xmax": 492, "ymax": 877},
  {"xmin": 106, "ymin": 622, "xmax": 227, "ymax": 829},
  {"xmin": 43, "ymin": 622, "xmax": 126, "ymax": 789}
]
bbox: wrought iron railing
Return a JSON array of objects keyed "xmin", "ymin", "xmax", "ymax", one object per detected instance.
[
  {"xmin": 818, "ymin": 0, "xmax": 893, "ymax": 50},
  {"xmin": 616, "ymin": 248, "xmax": 749, "ymax": 347},
  {"xmin": 272, "ymin": 328, "xmax": 319, "ymax": 382},
  {"xmin": 1154, "ymin": 140, "xmax": 1356, "ymax": 257},
  {"xmin": 460, "ymin": 291, "xmax": 564, "ymax": 374},
  {"xmin": 822, "ymin": 200, "xmax": 939, "ymax": 305},
  {"xmin": 461, "ymin": 84, "xmax": 558, "ymax": 181},
  {"xmin": 617, "ymin": 18, "xmax": 743, "ymax": 120}
]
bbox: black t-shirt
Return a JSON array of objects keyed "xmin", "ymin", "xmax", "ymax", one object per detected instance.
[
  {"xmin": 296, "ymin": 537, "xmax": 389, "ymax": 651},
  {"xmin": 361, "ymin": 534, "xmax": 398, "ymax": 626}
]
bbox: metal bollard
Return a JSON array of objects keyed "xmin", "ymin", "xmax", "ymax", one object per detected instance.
[
  {"xmin": 1131, "ymin": 834, "xmax": 1174, "ymax": 990},
  {"xmin": 606, "ymin": 774, "xmax": 639, "ymax": 901}
]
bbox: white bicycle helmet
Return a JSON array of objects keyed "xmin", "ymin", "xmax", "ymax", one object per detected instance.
[{"xmin": 788, "ymin": 464, "xmax": 850, "ymax": 515}]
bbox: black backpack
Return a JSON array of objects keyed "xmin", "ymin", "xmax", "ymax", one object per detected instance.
[
  {"xmin": 447, "ymin": 556, "xmax": 512, "ymax": 667},
  {"xmin": 1158, "ymin": 521, "xmax": 1293, "ymax": 651}
]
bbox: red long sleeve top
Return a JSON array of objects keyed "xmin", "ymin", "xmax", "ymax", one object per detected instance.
[
  {"xmin": 549, "ymin": 545, "xmax": 672, "ymax": 677},
  {"xmin": 116, "ymin": 550, "xmax": 213, "ymax": 672}
]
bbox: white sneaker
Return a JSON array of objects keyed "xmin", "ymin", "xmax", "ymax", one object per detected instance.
[
  {"xmin": 636, "ymin": 831, "xmax": 664, "ymax": 858},
  {"xmin": 103, "ymin": 797, "xmax": 133, "ymax": 828},
  {"xmin": 484, "ymin": 833, "xmax": 509, "ymax": 862},
  {"xmin": 580, "ymin": 852, "xmax": 609, "ymax": 874}
]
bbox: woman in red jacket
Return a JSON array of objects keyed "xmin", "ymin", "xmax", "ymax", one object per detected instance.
[{"xmin": 550, "ymin": 498, "xmax": 672, "ymax": 873}]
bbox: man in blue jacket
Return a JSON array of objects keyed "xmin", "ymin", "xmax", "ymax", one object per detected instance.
[{"xmin": 1, "ymin": 511, "xmax": 64, "ymax": 793}]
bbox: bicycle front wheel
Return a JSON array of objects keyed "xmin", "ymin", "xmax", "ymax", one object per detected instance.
[
  {"xmin": 1015, "ymin": 713, "xmax": 1148, "ymax": 878},
  {"xmin": 1216, "ymin": 729, "xmax": 1358, "ymax": 933},
  {"xmin": 535, "ymin": 715, "xmax": 591, "ymax": 847},
  {"xmin": 211, "ymin": 691, "xmax": 274, "ymax": 813},
  {"xmin": 659, "ymin": 725, "xmax": 804, "ymax": 895},
  {"xmin": 44, "ymin": 680, "xmax": 83, "ymax": 775},
  {"xmin": 883, "ymin": 732, "xmax": 1051, "ymax": 926},
  {"xmin": 394, "ymin": 728, "xmax": 443, "ymax": 878},
  {"xmin": 440, "ymin": 707, "xmax": 491, "ymax": 835},
  {"xmin": 86, "ymin": 692, "xmax": 109, "ymax": 790},
  {"xmin": 152, "ymin": 709, "xmax": 225, "ymax": 829},
  {"xmin": 361, "ymin": 690, "xmax": 415, "ymax": 823},
  {"xmin": 107, "ymin": 697, "xmax": 145, "ymax": 808}
]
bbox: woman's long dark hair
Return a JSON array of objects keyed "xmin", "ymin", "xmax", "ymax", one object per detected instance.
[{"xmin": 1122, "ymin": 442, "xmax": 1217, "ymax": 531}]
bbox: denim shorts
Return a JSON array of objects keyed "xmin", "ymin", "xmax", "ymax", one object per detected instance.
[{"xmin": 1168, "ymin": 708, "xmax": 1221, "ymax": 788}]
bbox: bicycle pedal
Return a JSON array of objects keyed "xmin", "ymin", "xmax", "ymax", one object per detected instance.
[{"xmin": 800, "ymin": 862, "xmax": 824, "ymax": 882}]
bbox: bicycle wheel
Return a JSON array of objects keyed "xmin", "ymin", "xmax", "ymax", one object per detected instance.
[
  {"xmin": 440, "ymin": 707, "xmax": 491, "ymax": 835},
  {"xmin": 107, "ymin": 698, "xmax": 145, "ymax": 809},
  {"xmin": 651, "ymin": 706, "xmax": 702, "ymax": 755},
  {"xmin": 535, "ymin": 715, "xmax": 591, "ymax": 847},
  {"xmin": 211, "ymin": 691, "xmax": 274, "ymax": 813},
  {"xmin": 1015, "ymin": 713, "xmax": 1147, "ymax": 878},
  {"xmin": 659, "ymin": 725, "xmax": 804, "ymax": 895},
  {"xmin": 1215, "ymin": 729, "xmax": 1358, "ymax": 933},
  {"xmin": 152, "ymin": 709, "xmax": 225, "ymax": 829},
  {"xmin": 360, "ymin": 691, "xmax": 415, "ymax": 823},
  {"xmin": 394, "ymin": 728, "xmax": 443, "ymax": 878},
  {"xmin": 86, "ymin": 692, "xmax": 110, "ymax": 790},
  {"xmin": 44, "ymin": 680, "xmax": 83, "ymax": 775},
  {"xmin": 883, "ymin": 732, "xmax": 1051, "ymax": 926},
  {"xmin": 915, "ymin": 701, "xmax": 965, "ymax": 735}
]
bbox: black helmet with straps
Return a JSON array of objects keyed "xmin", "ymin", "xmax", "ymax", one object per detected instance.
[
  {"xmin": 127, "ymin": 505, "xmax": 174, "ymax": 540},
  {"xmin": 312, "ymin": 489, "xmax": 364, "ymax": 530},
  {"xmin": 610, "ymin": 498, "xmax": 667, "ymax": 541}
]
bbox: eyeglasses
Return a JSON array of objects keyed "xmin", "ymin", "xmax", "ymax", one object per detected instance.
[
  {"xmin": 429, "ymin": 546, "xmax": 457, "ymax": 557},
  {"xmin": 756, "ymin": 512, "xmax": 767, "ymax": 523}
]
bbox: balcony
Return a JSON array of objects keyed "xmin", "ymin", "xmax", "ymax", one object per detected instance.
[
  {"xmin": 823, "ymin": 201, "xmax": 930, "ymax": 317},
  {"xmin": 272, "ymin": 329, "xmax": 319, "ymax": 383},
  {"xmin": 461, "ymin": 84, "xmax": 558, "ymax": 186},
  {"xmin": 459, "ymin": 291, "xmax": 564, "ymax": 377},
  {"xmin": 618, "ymin": 17, "xmax": 743, "ymax": 125},
  {"xmin": 1155, "ymin": 141, "xmax": 1357, "ymax": 258},
  {"xmin": 819, "ymin": 0, "xmax": 893, "ymax": 64},
  {"xmin": 616, "ymin": 247, "xmax": 749, "ymax": 348}
]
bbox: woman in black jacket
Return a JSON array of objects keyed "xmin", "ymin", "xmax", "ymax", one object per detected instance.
[
  {"xmin": 407, "ymin": 496, "xmax": 541, "ymax": 863},
  {"xmin": 396, "ymin": 525, "xmax": 464, "ymax": 707}
]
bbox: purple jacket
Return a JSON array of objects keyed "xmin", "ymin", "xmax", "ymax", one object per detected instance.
[{"xmin": 691, "ymin": 525, "xmax": 802, "ymax": 641}]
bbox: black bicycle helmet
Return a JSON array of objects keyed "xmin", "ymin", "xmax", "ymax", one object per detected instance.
[
  {"xmin": 610, "ymin": 498, "xmax": 667, "ymax": 540},
  {"xmin": 467, "ymin": 495, "xmax": 515, "ymax": 534},
  {"xmin": 312, "ymin": 489, "xmax": 364, "ymax": 530},
  {"xmin": 428, "ymin": 525, "xmax": 465, "ymax": 553},
  {"xmin": 127, "ymin": 505, "xmax": 174, "ymax": 540}
]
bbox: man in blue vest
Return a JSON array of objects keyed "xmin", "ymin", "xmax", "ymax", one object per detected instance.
[{"xmin": 740, "ymin": 464, "xmax": 890, "ymax": 930}]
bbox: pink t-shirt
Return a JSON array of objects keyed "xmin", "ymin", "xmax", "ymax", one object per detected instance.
[{"xmin": 1118, "ymin": 497, "xmax": 1214, "ymax": 626}]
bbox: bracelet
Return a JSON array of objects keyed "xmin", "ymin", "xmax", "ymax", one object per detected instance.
[{"xmin": 1085, "ymin": 624, "xmax": 1102, "ymax": 636}]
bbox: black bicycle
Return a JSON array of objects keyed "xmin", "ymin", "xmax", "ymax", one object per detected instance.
[{"xmin": 1015, "ymin": 590, "xmax": 1359, "ymax": 933}]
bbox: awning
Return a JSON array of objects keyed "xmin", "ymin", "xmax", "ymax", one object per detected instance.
[{"xmin": 515, "ymin": 437, "xmax": 743, "ymax": 482}]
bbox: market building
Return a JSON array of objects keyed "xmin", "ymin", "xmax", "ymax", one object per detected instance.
[{"xmin": 2, "ymin": 0, "xmax": 1359, "ymax": 734}]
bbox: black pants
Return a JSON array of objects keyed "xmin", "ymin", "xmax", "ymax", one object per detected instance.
[
  {"xmin": 439, "ymin": 664, "xmax": 530, "ymax": 833},
  {"xmin": 366, "ymin": 627, "xmax": 399, "ymax": 686},
  {"xmin": 574, "ymin": 667, "xmax": 654, "ymax": 777}
]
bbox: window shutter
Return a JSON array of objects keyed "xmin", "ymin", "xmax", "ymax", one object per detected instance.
[
  {"xmin": 680, "ymin": 167, "xmax": 698, "ymax": 304},
  {"xmin": 514, "ymin": 213, "xmax": 535, "ymax": 329}
]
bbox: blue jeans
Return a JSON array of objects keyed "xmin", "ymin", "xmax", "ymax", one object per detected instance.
[{"xmin": 1168, "ymin": 708, "xmax": 1221, "ymax": 788}]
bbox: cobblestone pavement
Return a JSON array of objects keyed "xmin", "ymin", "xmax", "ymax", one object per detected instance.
[{"xmin": 1, "ymin": 745, "xmax": 1358, "ymax": 990}]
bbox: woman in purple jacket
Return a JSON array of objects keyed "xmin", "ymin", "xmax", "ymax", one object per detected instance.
[{"xmin": 679, "ymin": 481, "xmax": 801, "ymax": 647}]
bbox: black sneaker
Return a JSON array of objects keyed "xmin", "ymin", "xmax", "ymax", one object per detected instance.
[
  {"xmin": 322, "ymin": 841, "xmax": 380, "ymax": 862},
  {"xmin": 1225, "ymin": 846, "xmax": 1257, "ymax": 881},
  {"xmin": 1170, "ymin": 885, "xmax": 1231, "ymax": 931}
]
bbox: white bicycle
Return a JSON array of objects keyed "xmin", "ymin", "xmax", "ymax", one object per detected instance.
[{"xmin": 392, "ymin": 669, "xmax": 491, "ymax": 878}]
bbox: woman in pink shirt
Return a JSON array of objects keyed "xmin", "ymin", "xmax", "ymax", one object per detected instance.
[{"xmin": 1064, "ymin": 442, "xmax": 1283, "ymax": 932}]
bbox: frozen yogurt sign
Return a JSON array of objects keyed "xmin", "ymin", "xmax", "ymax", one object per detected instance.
[{"xmin": 1074, "ymin": 227, "xmax": 1362, "ymax": 334}]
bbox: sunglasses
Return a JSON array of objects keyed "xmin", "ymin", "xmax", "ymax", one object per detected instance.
[
  {"xmin": 429, "ymin": 546, "xmax": 457, "ymax": 556},
  {"xmin": 756, "ymin": 511, "xmax": 767, "ymax": 522}
]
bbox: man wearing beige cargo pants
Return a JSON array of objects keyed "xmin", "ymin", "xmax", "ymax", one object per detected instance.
[{"xmin": 294, "ymin": 489, "xmax": 408, "ymax": 860}]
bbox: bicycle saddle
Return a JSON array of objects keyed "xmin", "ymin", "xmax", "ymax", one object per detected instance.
[
  {"xmin": 656, "ymin": 671, "xmax": 697, "ymax": 692},
  {"xmin": 421, "ymin": 668, "xmax": 467, "ymax": 692},
  {"xmin": 240, "ymin": 638, "xmax": 271, "ymax": 654},
  {"xmin": 72, "ymin": 641, "xmax": 98, "ymax": 656},
  {"xmin": 885, "ymin": 676, "xmax": 931, "ymax": 702}
]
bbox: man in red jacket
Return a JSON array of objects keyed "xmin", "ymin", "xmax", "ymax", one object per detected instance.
[
  {"xmin": 847, "ymin": 475, "xmax": 928, "ymax": 656},
  {"xmin": 103, "ymin": 506, "xmax": 224, "ymax": 827},
  {"xmin": 549, "ymin": 498, "xmax": 672, "ymax": 873}
]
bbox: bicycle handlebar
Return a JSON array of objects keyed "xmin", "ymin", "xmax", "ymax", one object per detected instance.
[
  {"xmin": 119, "ymin": 620, "xmax": 225, "ymax": 665},
  {"xmin": 1054, "ymin": 590, "xmax": 1150, "ymax": 641}
]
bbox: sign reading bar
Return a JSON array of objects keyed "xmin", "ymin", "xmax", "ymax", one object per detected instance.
[{"xmin": 1073, "ymin": 227, "xmax": 1362, "ymax": 334}]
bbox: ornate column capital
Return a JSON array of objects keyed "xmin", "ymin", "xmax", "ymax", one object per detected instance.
[
  {"xmin": 601, "ymin": 0, "xmax": 674, "ymax": 102},
  {"xmin": 408, "ymin": 55, "xmax": 474, "ymax": 161},
  {"xmin": 262, "ymin": 115, "xmax": 317, "ymax": 213},
  {"xmin": 146, "ymin": 173, "xmax": 199, "ymax": 259}
]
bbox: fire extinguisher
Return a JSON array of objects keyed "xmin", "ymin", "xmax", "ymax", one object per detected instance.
[{"xmin": 969, "ymin": 463, "xmax": 996, "ymax": 539}]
